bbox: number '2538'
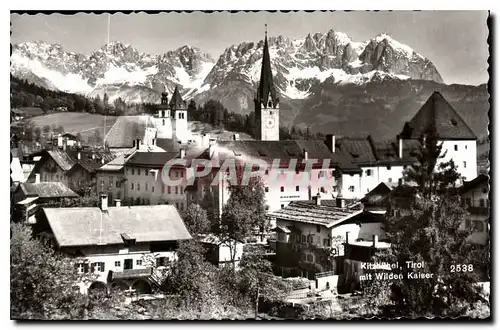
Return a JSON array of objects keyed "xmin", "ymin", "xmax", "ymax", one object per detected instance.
[{"xmin": 450, "ymin": 264, "xmax": 474, "ymax": 272}]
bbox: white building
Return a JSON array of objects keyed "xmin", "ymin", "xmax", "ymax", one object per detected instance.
[
  {"xmin": 40, "ymin": 195, "xmax": 192, "ymax": 294},
  {"xmin": 399, "ymin": 91, "xmax": 478, "ymax": 182},
  {"xmin": 153, "ymin": 86, "xmax": 190, "ymax": 144}
]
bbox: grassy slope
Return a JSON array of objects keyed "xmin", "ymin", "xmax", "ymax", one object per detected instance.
[{"xmin": 25, "ymin": 112, "xmax": 117, "ymax": 142}]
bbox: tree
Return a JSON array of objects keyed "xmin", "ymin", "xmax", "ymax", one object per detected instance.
[
  {"xmin": 239, "ymin": 244, "xmax": 289, "ymax": 317},
  {"xmin": 182, "ymin": 204, "xmax": 209, "ymax": 237},
  {"xmin": 219, "ymin": 177, "xmax": 267, "ymax": 268},
  {"xmin": 76, "ymin": 132, "xmax": 83, "ymax": 142},
  {"xmin": 10, "ymin": 223, "xmax": 87, "ymax": 319},
  {"xmin": 368, "ymin": 127, "xmax": 487, "ymax": 317},
  {"xmin": 92, "ymin": 129, "xmax": 103, "ymax": 146},
  {"xmin": 42, "ymin": 124, "xmax": 51, "ymax": 135},
  {"xmin": 34, "ymin": 127, "xmax": 42, "ymax": 142}
]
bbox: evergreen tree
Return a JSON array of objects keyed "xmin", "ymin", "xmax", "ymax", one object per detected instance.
[
  {"xmin": 366, "ymin": 127, "xmax": 488, "ymax": 317},
  {"xmin": 182, "ymin": 203, "xmax": 210, "ymax": 237}
]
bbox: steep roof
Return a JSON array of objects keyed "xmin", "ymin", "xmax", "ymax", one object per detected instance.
[
  {"xmin": 20, "ymin": 182, "xmax": 79, "ymax": 199},
  {"xmin": 43, "ymin": 205, "xmax": 192, "ymax": 247},
  {"xmin": 401, "ymin": 91, "xmax": 477, "ymax": 140},
  {"xmin": 46, "ymin": 149, "xmax": 77, "ymax": 171},
  {"xmin": 105, "ymin": 116, "xmax": 156, "ymax": 148},
  {"xmin": 11, "ymin": 107, "xmax": 44, "ymax": 117},
  {"xmin": 169, "ymin": 86, "xmax": 186, "ymax": 110},
  {"xmin": 256, "ymin": 33, "xmax": 279, "ymax": 108},
  {"xmin": 269, "ymin": 200, "xmax": 362, "ymax": 228},
  {"xmin": 460, "ymin": 174, "xmax": 489, "ymax": 194}
]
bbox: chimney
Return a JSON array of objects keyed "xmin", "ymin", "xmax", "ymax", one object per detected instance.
[
  {"xmin": 336, "ymin": 197, "xmax": 346, "ymax": 208},
  {"xmin": 114, "ymin": 199, "xmax": 121, "ymax": 207},
  {"xmin": 303, "ymin": 149, "xmax": 308, "ymax": 160},
  {"xmin": 135, "ymin": 139, "xmax": 141, "ymax": 149},
  {"xmin": 100, "ymin": 193, "xmax": 108, "ymax": 212},
  {"xmin": 373, "ymin": 235, "xmax": 379, "ymax": 248},
  {"xmin": 315, "ymin": 192, "xmax": 322, "ymax": 205},
  {"xmin": 326, "ymin": 134, "xmax": 335, "ymax": 153},
  {"xmin": 398, "ymin": 136, "xmax": 403, "ymax": 159},
  {"xmin": 35, "ymin": 173, "xmax": 40, "ymax": 183},
  {"xmin": 180, "ymin": 148, "xmax": 186, "ymax": 159}
]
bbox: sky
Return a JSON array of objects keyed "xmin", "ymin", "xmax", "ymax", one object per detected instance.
[{"xmin": 11, "ymin": 11, "xmax": 489, "ymax": 86}]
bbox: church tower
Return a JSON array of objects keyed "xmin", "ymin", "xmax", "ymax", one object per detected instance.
[
  {"xmin": 170, "ymin": 85, "xmax": 188, "ymax": 143},
  {"xmin": 155, "ymin": 92, "xmax": 173, "ymax": 139},
  {"xmin": 254, "ymin": 25, "xmax": 280, "ymax": 141}
]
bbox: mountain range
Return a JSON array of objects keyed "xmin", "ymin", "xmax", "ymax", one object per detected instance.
[{"xmin": 10, "ymin": 29, "xmax": 489, "ymax": 140}]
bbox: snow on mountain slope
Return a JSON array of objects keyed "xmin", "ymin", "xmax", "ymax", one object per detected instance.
[{"xmin": 11, "ymin": 29, "xmax": 443, "ymax": 106}]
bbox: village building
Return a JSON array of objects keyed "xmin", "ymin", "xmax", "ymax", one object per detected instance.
[
  {"xmin": 57, "ymin": 132, "xmax": 78, "ymax": 149},
  {"xmin": 26, "ymin": 148, "xmax": 122, "ymax": 196},
  {"xmin": 460, "ymin": 173, "xmax": 489, "ymax": 246},
  {"xmin": 199, "ymin": 234, "xmax": 244, "ymax": 269},
  {"xmin": 12, "ymin": 181, "xmax": 79, "ymax": 224},
  {"xmin": 269, "ymin": 194, "xmax": 385, "ymax": 287},
  {"xmin": 104, "ymin": 115, "xmax": 160, "ymax": 151},
  {"xmin": 399, "ymin": 91, "xmax": 478, "ymax": 182},
  {"xmin": 123, "ymin": 150, "xmax": 189, "ymax": 209},
  {"xmin": 153, "ymin": 86, "xmax": 190, "ymax": 144},
  {"xmin": 38, "ymin": 195, "xmax": 192, "ymax": 294}
]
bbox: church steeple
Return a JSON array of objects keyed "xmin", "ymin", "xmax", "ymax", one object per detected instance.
[
  {"xmin": 256, "ymin": 24, "xmax": 279, "ymax": 109},
  {"xmin": 169, "ymin": 85, "xmax": 186, "ymax": 110}
]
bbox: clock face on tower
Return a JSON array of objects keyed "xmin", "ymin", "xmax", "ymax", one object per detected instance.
[{"xmin": 266, "ymin": 118, "xmax": 275, "ymax": 128}]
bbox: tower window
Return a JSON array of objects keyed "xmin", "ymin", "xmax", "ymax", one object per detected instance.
[
  {"xmin": 280, "ymin": 186, "xmax": 284, "ymax": 192},
  {"xmin": 268, "ymin": 101, "xmax": 272, "ymax": 107},
  {"xmin": 463, "ymin": 161, "xmax": 467, "ymax": 168},
  {"xmin": 454, "ymin": 144, "xmax": 458, "ymax": 151},
  {"xmin": 296, "ymin": 186, "xmax": 300, "ymax": 192},
  {"xmin": 162, "ymin": 119, "xmax": 165, "ymax": 125},
  {"xmin": 270, "ymin": 111, "xmax": 273, "ymax": 116},
  {"xmin": 265, "ymin": 186, "xmax": 269, "ymax": 192}
]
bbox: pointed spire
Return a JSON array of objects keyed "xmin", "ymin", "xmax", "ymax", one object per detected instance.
[
  {"xmin": 169, "ymin": 85, "xmax": 185, "ymax": 109},
  {"xmin": 256, "ymin": 24, "xmax": 279, "ymax": 108}
]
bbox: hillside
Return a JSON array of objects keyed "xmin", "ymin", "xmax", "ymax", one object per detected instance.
[{"xmin": 25, "ymin": 113, "xmax": 117, "ymax": 143}]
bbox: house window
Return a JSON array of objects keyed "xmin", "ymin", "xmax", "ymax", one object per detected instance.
[
  {"xmin": 306, "ymin": 254, "xmax": 314, "ymax": 263},
  {"xmin": 301, "ymin": 235, "xmax": 306, "ymax": 243},
  {"xmin": 265, "ymin": 169, "xmax": 269, "ymax": 175},
  {"xmin": 137, "ymin": 183, "xmax": 140, "ymax": 191},
  {"xmin": 145, "ymin": 183, "xmax": 148, "ymax": 191},
  {"xmin": 480, "ymin": 199, "xmax": 485, "ymax": 207},
  {"xmin": 388, "ymin": 178, "xmax": 392, "ymax": 183},
  {"xmin": 162, "ymin": 119, "xmax": 165, "ymax": 125},
  {"xmin": 280, "ymin": 186, "xmax": 284, "ymax": 192},
  {"xmin": 175, "ymin": 186, "xmax": 179, "ymax": 194},
  {"xmin": 463, "ymin": 161, "xmax": 467, "ymax": 168},
  {"xmin": 168, "ymin": 186, "xmax": 171, "ymax": 194},
  {"xmin": 138, "ymin": 169, "xmax": 141, "ymax": 176},
  {"xmin": 296, "ymin": 186, "xmax": 300, "ymax": 192},
  {"xmin": 116, "ymin": 181, "xmax": 120, "ymax": 188},
  {"xmin": 92, "ymin": 262, "xmax": 105, "ymax": 272},
  {"xmin": 152, "ymin": 186, "xmax": 155, "ymax": 193},
  {"xmin": 162, "ymin": 185, "xmax": 165, "ymax": 194},
  {"xmin": 115, "ymin": 261, "xmax": 121, "ymax": 267},
  {"xmin": 320, "ymin": 187, "xmax": 326, "ymax": 193},
  {"xmin": 265, "ymin": 186, "xmax": 269, "ymax": 192},
  {"xmin": 454, "ymin": 144, "xmax": 458, "ymax": 151},
  {"xmin": 145, "ymin": 169, "xmax": 148, "ymax": 176},
  {"xmin": 470, "ymin": 220, "xmax": 485, "ymax": 232},
  {"xmin": 465, "ymin": 145, "xmax": 468, "ymax": 150},
  {"xmin": 307, "ymin": 235, "xmax": 313, "ymax": 244},
  {"xmin": 295, "ymin": 169, "xmax": 300, "ymax": 175},
  {"xmin": 366, "ymin": 169, "xmax": 372, "ymax": 176},
  {"xmin": 131, "ymin": 168, "xmax": 135, "ymax": 175},
  {"xmin": 387, "ymin": 166, "xmax": 392, "ymax": 170},
  {"xmin": 281, "ymin": 204, "xmax": 284, "ymax": 208},
  {"xmin": 348, "ymin": 186, "xmax": 355, "ymax": 192},
  {"xmin": 136, "ymin": 259, "xmax": 143, "ymax": 266},
  {"xmin": 316, "ymin": 225, "xmax": 321, "ymax": 233},
  {"xmin": 131, "ymin": 183, "xmax": 134, "ymax": 190}
]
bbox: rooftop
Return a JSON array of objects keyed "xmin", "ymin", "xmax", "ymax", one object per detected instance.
[
  {"xmin": 20, "ymin": 182, "xmax": 79, "ymax": 199},
  {"xmin": 400, "ymin": 91, "xmax": 477, "ymax": 140},
  {"xmin": 104, "ymin": 116, "xmax": 156, "ymax": 148},
  {"xmin": 43, "ymin": 204, "xmax": 192, "ymax": 247},
  {"xmin": 269, "ymin": 200, "xmax": 363, "ymax": 228}
]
